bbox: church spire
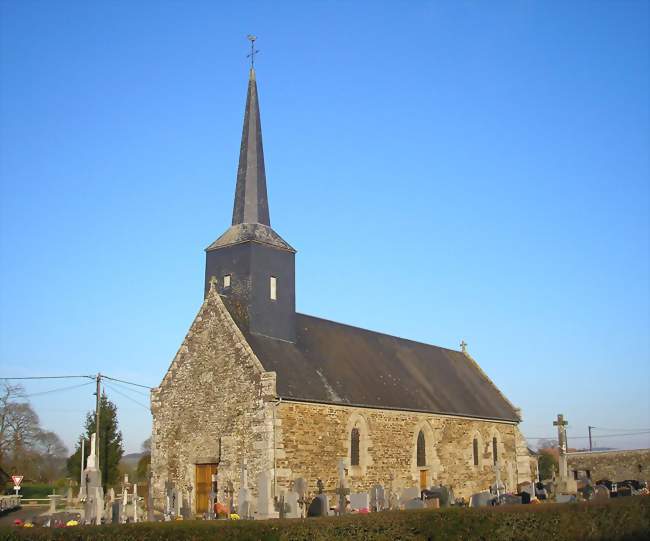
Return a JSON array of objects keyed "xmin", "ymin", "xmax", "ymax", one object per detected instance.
[{"xmin": 232, "ymin": 66, "xmax": 270, "ymax": 226}]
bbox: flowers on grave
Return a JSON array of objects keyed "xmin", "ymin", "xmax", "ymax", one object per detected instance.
[
  {"xmin": 229, "ymin": 513, "xmax": 241, "ymax": 520},
  {"xmin": 66, "ymin": 520, "xmax": 79, "ymax": 526}
]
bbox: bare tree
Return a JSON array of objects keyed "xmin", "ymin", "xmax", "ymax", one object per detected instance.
[{"xmin": 0, "ymin": 381, "xmax": 68, "ymax": 481}]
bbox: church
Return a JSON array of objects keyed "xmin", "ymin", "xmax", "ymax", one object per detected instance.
[{"xmin": 150, "ymin": 66, "xmax": 532, "ymax": 514}]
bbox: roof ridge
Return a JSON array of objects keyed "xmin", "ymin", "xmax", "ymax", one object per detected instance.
[{"xmin": 296, "ymin": 312, "xmax": 461, "ymax": 354}]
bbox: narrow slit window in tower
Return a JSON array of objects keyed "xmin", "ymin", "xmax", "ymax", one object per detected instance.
[
  {"xmin": 270, "ymin": 276, "xmax": 277, "ymax": 300},
  {"xmin": 473, "ymin": 438, "xmax": 479, "ymax": 466}
]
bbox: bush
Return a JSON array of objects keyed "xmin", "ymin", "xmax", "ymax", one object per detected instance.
[{"xmin": 1, "ymin": 496, "xmax": 649, "ymax": 541}]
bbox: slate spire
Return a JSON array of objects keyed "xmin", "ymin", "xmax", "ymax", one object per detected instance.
[{"xmin": 232, "ymin": 68, "xmax": 270, "ymax": 226}]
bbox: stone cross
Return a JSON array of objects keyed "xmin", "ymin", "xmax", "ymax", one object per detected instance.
[
  {"xmin": 493, "ymin": 460, "xmax": 502, "ymax": 498},
  {"xmin": 87, "ymin": 433, "xmax": 97, "ymax": 469},
  {"xmin": 553, "ymin": 414, "xmax": 569, "ymax": 480},
  {"xmin": 460, "ymin": 340, "xmax": 468, "ymax": 354},
  {"xmin": 335, "ymin": 458, "xmax": 350, "ymax": 516},
  {"xmin": 133, "ymin": 483, "xmax": 138, "ymax": 523}
]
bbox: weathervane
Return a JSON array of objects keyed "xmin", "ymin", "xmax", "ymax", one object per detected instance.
[{"xmin": 247, "ymin": 34, "xmax": 260, "ymax": 68}]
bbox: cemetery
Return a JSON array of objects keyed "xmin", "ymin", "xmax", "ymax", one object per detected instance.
[{"xmin": 2, "ymin": 431, "xmax": 649, "ymax": 539}]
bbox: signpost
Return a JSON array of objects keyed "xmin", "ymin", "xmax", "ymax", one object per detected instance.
[{"xmin": 12, "ymin": 475, "xmax": 23, "ymax": 496}]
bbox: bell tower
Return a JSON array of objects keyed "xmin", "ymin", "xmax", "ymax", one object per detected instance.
[{"xmin": 204, "ymin": 64, "xmax": 296, "ymax": 342}]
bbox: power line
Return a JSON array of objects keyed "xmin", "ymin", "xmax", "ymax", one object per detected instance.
[
  {"xmin": 2, "ymin": 375, "xmax": 94, "ymax": 381},
  {"xmin": 101, "ymin": 374, "xmax": 152, "ymax": 390},
  {"xmin": 103, "ymin": 382, "xmax": 150, "ymax": 410},
  {"xmin": 526, "ymin": 431, "xmax": 650, "ymax": 440},
  {"xmin": 25, "ymin": 381, "xmax": 94, "ymax": 398},
  {"xmin": 106, "ymin": 379, "xmax": 150, "ymax": 398}
]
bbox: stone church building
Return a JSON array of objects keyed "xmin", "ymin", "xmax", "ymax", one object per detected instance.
[{"xmin": 151, "ymin": 68, "xmax": 532, "ymax": 514}]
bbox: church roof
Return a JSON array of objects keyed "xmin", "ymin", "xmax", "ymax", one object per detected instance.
[
  {"xmin": 244, "ymin": 314, "xmax": 520, "ymax": 423},
  {"xmin": 206, "ymin": 223, "xmax": 295, "ymax": 252}
]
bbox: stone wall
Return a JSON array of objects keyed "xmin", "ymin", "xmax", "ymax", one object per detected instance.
[
  {"xmin": 274, "ymin": 400, "xmax": 531, "ymax": 500},
  {"xmin": 567, "ymin": 449, "xmax": 650, "ymax": 482},
  {"xmin": 150, "ymin": 282, "xmax": 277, "ymax": 513}
]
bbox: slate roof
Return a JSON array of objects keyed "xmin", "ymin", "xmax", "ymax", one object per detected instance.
[
  {"xmin": 245, "ymin": 314, "xmax": 520, "ymax": 422},
  {"xmin": 206, "ymin": 223, "xmax": 295, "ymax": 252}
]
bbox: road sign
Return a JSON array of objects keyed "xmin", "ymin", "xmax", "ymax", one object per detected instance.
[{"xmin": 11, "ymin": 475, "xmax": 23, "ymax": 486}]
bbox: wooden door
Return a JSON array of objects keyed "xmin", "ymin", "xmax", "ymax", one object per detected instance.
[
  {"xmin": 195, "ymin": 463, "xmax": 218, "ymax": 514},
  {"xmin": 419, "ymin": 469, "xmax": 428, "ymax": 490}
]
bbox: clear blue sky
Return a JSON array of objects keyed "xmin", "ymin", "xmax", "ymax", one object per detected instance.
[{"xmin": 1, "ymin": 1, "xmax": 648, "ymax": 455}]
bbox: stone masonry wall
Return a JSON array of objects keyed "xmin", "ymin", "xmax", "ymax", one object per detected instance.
[
  {"xmin": 150, "ymin": 282, "xmax": 277, "ymax": 513},
  {"xmin": 567, "ymin": 449, "xmax": 650, "ymax": 482},
  {"xmin": 274, "ymin": 400, "xmax": 529, "ymax": 501}
]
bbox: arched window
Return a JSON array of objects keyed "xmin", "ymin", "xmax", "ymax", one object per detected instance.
[
  {"xmin": 350, "ymin": 428, "xmax": 360, "ymax": 466},
  {"xmin": 417, "ymin": 430, "xmax": 426, "ymax": 467},
  {"xmin": 473, "ymin": 438, "xmax": 479, "ymax": 466},
  {"xmin": 492, "ymin": 436, "xmax": 498, "ymax": 465}
]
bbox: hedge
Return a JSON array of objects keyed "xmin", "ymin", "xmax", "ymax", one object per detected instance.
[{"xmin": 2, "ymin": 497, "xmax": 649, "ymax": 541}]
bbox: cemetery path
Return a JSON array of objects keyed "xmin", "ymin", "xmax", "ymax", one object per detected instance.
[{"xmin": 0, "ymin": 505, "xmax": 47, "ymax": 526}]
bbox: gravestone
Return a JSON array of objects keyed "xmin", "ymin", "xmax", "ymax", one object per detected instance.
[
  {"xmin": 164, "ymin": 481, "xmax": 175, "ymax": 520},
  {"xmin": 82, "ymin": 433, "xmax": 104, "ymax": 524},
  {"xmin": 556, "ymin": 494, "xmax": 576, "ymax": 504},
  {"xmin": 256, "ymin": 470, "xmax": 278, "ymax": 519},
  {"xmin": 370, "ymin": 484, "xmax": 385, "ymax": 512},
  {"xmin": 594, "ymin": 485, "xmax": 610, "ymax": 501},
  {"xmin": 111, "ymin": 501, "xmax": 120, "ymax": 524},
  {"xmin": 469, "ymin": 492, "xmax": 493, "ymax": 507},
  {"xmin": 425, "ymin": 486, "xmax": 453, "ymax": 507},
  {"xmin": 404, "ymin": 498, "xmax": 425, "ymax": 510},
  {"xmin": 307, "ymin": 494, "xmax": 329, "ymax": 517},
  {"xmin": 132, "ymin": 484, "xmax": 139, "ymax": 523},
  {"xmin": 399, "ymin": 487, "xmax": 420, "ymax": 505},
  {"xmin": 349, "ymin": 492, "xmax": 370, "ymax": 511},
  {"xmin": 284, "ymin": 491, "xmax": 300, "ymax": 518},
  {"xmin": 293, "ymin": 478, "xmax": 308, "ymax": 517},
  {"xmin": 335, "ymin": 459, "xmax": 350, "ymax": 515},
  {"xmin": 237, "ymin": 460, "xmax": 253, "ymax": 519},
  {"xmin": 521, "ymin": 491, "xmax": 531, "ymax": 504}
]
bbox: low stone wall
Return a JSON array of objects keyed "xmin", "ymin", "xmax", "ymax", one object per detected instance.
[{"xmin": 567, "ymin": 448, "xmax": 650, "ymax": 482}]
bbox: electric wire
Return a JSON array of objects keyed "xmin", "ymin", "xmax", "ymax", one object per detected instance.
[
  {"xmin": 2, "ymin": 375, "xmax": 94, "ymax": 380},
  {"xmin": 101, "ymin": 374, "xmax": 152, "ymax": 390},
  {"xmin": 25, "ymin": 381, "xmax": 94, "ymax": 398},
  {"xmin": 103, "ymin": 382, "xmax": 150, "ymax": 410},
  {"xmin": 105, "ymin": 379, "xmax": 150, "ymax": 398}
]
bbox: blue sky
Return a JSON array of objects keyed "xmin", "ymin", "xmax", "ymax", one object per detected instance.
[{"xmin": 1, "ymin": 1, "xmax": 648, "ymax": 455}]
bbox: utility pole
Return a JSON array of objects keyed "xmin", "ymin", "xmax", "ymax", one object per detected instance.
[
  {"xmin": 588, "ymin": 426, "xmax": 593, "ymax": 452},
  {"xmin": 95, "ymin": 373, "xmax": 101, "ymax": 473}
]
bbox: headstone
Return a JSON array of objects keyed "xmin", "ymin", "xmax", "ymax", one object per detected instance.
[
  {"xmin": 594, "ymin": 485, "xmax": 610, "ymax": 501},
  {"xmin": 370, "ymin": 484, "xmax": 385, "ymax": 511},
  {"xmin": 284, "ymin": 491, "xmax": 300, "ymax": 518},
  {"xmin": 256, "ymin": 470, "xmax": 278, "ymax": 519},
  {"xmin": 521, "ymin": 491, "xmax": 531, "ymax": 504},
  {"xmin": 335, "ymin": 458, "xmax": 350, "ymax": 515},
  {"xmin": 469, "ymin": 491, "xmax": 493, "ymax": 507},
  {"xmin": 132, "ymin": 484, "xmax": 138, "ymax": 523},
  {"xmin": 293, "ymin": 478, "xmax": 308, "ymax": 517},
  {"xmin": 424, "ymin": 486, "xmax": 453, "ymax": 507},
  {"xmin": 111, "ymin": 501, "xmax": 120, "ymax": 524},
  {"xmin": 349, "ymin": 492, "xmax": 370, "ymax": 511},
  {"xmin": 237, "ymin": 460, "xmax": 253, "ymax": 519},
  {"xmin": 307, "ymin": 494, "xmax": 329, "ymax": 517},
  {"xmin": 164, "ymin": 481, "xmax": 175, "ymax": 519},
  {"xmin": 556, "ymin": 494, "xmax": 576, "ymax": 504},
  {"xmin": 82, "ymin": 433, "xmax": 104, "ymax": 524},
  {"xmin": 404, "ymin": 498, "xmax": 425, "ymax": 510},
  {"xmin": 399, "ymin": 487, "xmax": 420, "ymax": 505}
]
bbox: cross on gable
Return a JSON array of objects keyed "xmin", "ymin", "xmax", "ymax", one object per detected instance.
[{"xmin": 553, "ymin": 414, "xmax": 568, "ymax": 427}]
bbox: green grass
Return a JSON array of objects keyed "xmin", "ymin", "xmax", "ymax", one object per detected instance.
[{"xmin": 1, "ymin": 496, "xmax": 649, "ymax": 540}]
